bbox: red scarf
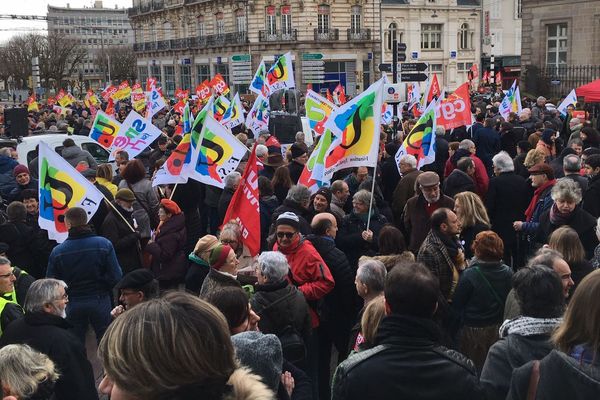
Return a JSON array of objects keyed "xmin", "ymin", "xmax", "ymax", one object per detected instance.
[{"xmin": 524, "ymin": 179, "xmax": 556, "ymax": 222}]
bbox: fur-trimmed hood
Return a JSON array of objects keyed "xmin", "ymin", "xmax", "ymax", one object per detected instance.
[{"xmin": 224, "ymin": 367, "xmax": 274, "ymax": 400}]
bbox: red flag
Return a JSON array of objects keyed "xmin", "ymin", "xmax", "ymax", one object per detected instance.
[
  {"xmin": 427, "ymin": 74, "xmax": 441, "ymax": 103},
  {"xmin": 209, "ymin": 73, "xmax": 230, "ymax": 96},
  {"xmin": 101, "ymin": 85, "xmax": 117, "ymax": 102},
  {"xmin": 469, "ymin": 64, "xmax": 479, "ymax": 79},
  {"xmin": 146, "ymin": 77, "xmax": 158, "ymax": 91},
  {"xmin": 175, "ymin": 88, "xmax": 189, "ymax": 101},
  {"xmin": 326, "ymin": 89, "xmax": 333, "ymax": 103},
  {"xmin": 495, "ymin": 71, "xmax": 502, "ymax": 86},
  {"xmin": 221, "ymin": 144, "xmax": 261, "ymax": 256},
  {"xmin": 482, "ymin": 70, "xmax": 490, "ymax": 84},
  {"xmin": 195, "ymin": 80, "xmax": 211, "ymax": 103},
  {"xmin": 105, "ymin": 97, "xmax": 115, "ymax": 117},
  {"xmin": 173, "ymin": 100, "xmax": 186, "ymax": 115},
  {"xmin": 333, "ymin": 84, "xmax": 347, "ymax": 105},
  {"xmin": 436, "ymin": 83, "xmax": 472, "ymax": 130}
]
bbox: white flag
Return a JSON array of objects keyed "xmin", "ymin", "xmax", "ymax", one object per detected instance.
[{"xmin": 557, "ymin": 89, "xmax": 578, "ymax": 115}]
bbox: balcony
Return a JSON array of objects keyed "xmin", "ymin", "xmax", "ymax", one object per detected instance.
[
  {"xmin": 127, "ymin": 7, "xmax": 139, "ymax": 16},
  {"xmin": 170, "ymin": 38, "xmax": 188, "ymax": 49},
  {"xmin": 152, "ymin": 0, "xmax": 164, "ymax": 11},
  {"xmin": 184, "ymin": 0, "xmax": 200, "ymax": 3},
  {"xmin": 206, "ymin": 34, "xmax": 226, "ymax": 47},
  {"xmin": 225, "ymin": 32, "xmax": 248, "ymax": 44},
  {"xmin": 258, "ymin": 29, "xmax": 298, "ymax": 42},
  {"xmin": 314, "ymin": 28, "xmax": 339, "ymax": 41},
  {"xmin": 347, "ymin": 28, "xmax": 371, "ymax": 41},
  {"xmin": 157, "ymin": 40, "xmax": 171, "ymax": 50},
  {"xmin": 144, "ymin": 41, "xmax": 157, "ymax": 51}
]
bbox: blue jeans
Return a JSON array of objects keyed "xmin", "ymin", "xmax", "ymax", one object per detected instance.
[{"xmin": 67, "ymin": 293, "xmax": 112, "ymax": 345}]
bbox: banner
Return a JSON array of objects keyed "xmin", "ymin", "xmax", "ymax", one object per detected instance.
[
  {"xmin": 192, "ymin": 97, "xmax": 214, "ymax": 133},
  {"xmin": 101, "ymin": 85, "xmax": 118, "ymax": 102},
  {"xmin": 152, "ymin": 133, "xmax": 193, "ymax": 187},
  {"xmin": 221, "ymin": 93, "xmax": 245, "ymax": 130},
  {"xmin": 131, "ymin": 86, "xmax": 146, "ymax": 113},
  {"xmin": 299, "ymin": 129, "xmax": 333, "ymax": 193},
  {"xmin": 381, "ymin": 103, "xmax": 394, "ymax": 125},
  {"xmin": 221, "ymin": 144, "xmax": 261, "ymax": 256},
  {"xmin": 113, "ymin": 80, "xmax": 132, "ymax": 101},
  {"xmin": 110, "ymin": 111, "xmax": 163, "ymax": 160},
  {"xmin": 27, "ymin": 95, "xmax": 39, "ymax": 112},
  {"xmin": 305, "ymin": 89, "xmax": 337, "ymax": 137},
  {"xmin": 426, "ymin": 74, "xmax": 441, "ymax": 104},
  {"xmin": 436, "ymin": 83, "xmax": 472, "ymax": 130},
  {"xmin": 89, "ymin": 111, "xmax": 122, "ymax": 149},
  {"xmin": 38, "ymin": 142, "xmax": 104, "ymax": 243},
  {"xmin": 557, "ymin": 89, "xmax": 578, "ymax": 115},
  {"xmin": 146, "ymin": 77, "xmax": 158, "ymax": 91},
  {"xmin": 266, "ymin": 52, "xmax": 295, "ymax": 92},
  {"xmin": 245, "ymin": 93, "xmax": 270, "ymax": 136},
  {"xmin": 173, "ymin": 100, "xmax": 186, "ymax": 115},
  {"xmin": 210, "ymin": 73, "xmax": 230, "ymax": 96},
  {"xmin": 333, "ymin": 83, "xmax": 347, "ymax": 105},
  {"xmin": 321, "ymin": 78, "xmax": 384, "ymax": 179},
  {"xmin": 212, "ymin": 95, "xmax": 231, "ymax": 122},
  {"xmin": 188, "ymin": 115, "xmax": 247, "ymax": 188},
  {"xmin": 175, "ymin": 88, "xmax": 189, "ymax": 101},
  {"xmin": 499, "ymin": 80, "xmax": 521, "ymax": 120},
  {"xmin": 395, "ymin": 100, "xmax": 437, "ymax": 170},
  {"xmin": 250, "ymin": 60, "xmax": 269, "ymax": 96},
  {"xmin": 84, "ymin": 89, "xmax": 100, "ymax": 109},
  {"xmin": 146, "ymin": 86, "xmax": 167, "ymax": 119},
  {"xmin": 56, "ymin": 90, "xmax": 74, "ymax": 108},
  {"xmin": 195, "ymin": 80, "xmax": 212, "ymax": 103}
]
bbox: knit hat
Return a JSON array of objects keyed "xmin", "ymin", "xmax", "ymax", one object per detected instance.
[
  {"xmin": 314, "ymin": 187, "xmax": 332, "ymax": 204},
  {"xmin": 275, "ymin": 211, "xmax": 300, "ymax": 230},
  {"xmin": 209, "ymin": 244, "xmax": 232, "ymax": 270},
  {"xmin": 193, "ymin": 234, "xmax": 220, "ymax": 259},
  {"xmin": 231, "ymin": 331, "xmax": 283, "ymax": 392},
  {"xmin": 290, "ymin": 143, "xmax": 307, "ymax": 159},
  {"xmin": 13, "ymin": 165, "xmax": 29, "ymax": 177},
  {"xmin": 115, "ymin": 269, "xmax": 155, "ymax": 290},
  {"xmin": 541, "ymin": 129, "xmax": 555, "ymax": 145},
  {"xmin": 115, "ymin": 188, "xmax": 136, "ymax": 202},
  {"xmin": 160, "ymin": 199, "xmax": 181, "ymax": 215}
]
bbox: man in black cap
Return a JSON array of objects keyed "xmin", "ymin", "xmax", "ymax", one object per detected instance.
[
  {"xmin": 288, "ymin": 143, "xmax": 308, "ymax": 184},
  {"xmin": 149, "ymin": 135, "xmax": 170, "ymax": 169},
  {"xmin": 110, "ymin": 269, "xmax": 159, "ymax": 318}
]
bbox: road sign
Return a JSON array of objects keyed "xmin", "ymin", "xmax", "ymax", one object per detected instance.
[
  {"xmin": 397, "ymin": 43, "xmax": 407, "ymax": 52},
  {"xmin": 231, "ymin": 54, "xmax": 251, "ymax": 62},
  {"xmin": 379, "ymin": 63, "xmax": 392, "ymax": 72},
  {"xmin": 302, "ymin": 53, "xmax": 323, "ymax": 60},
  {"xmin": 400, "ymin": 73, "xmax": 428, "ymax": 82},
  {"xmin": 302, "ymin": 60, "xmax": 325, "ymax": 67},
  {"xmin": 384, "ymin": 83, "xmax": 406, "ymax": 103},
  {"xmin": 400, "ymin": 63, "xmax": 429, "ymax": 72}
]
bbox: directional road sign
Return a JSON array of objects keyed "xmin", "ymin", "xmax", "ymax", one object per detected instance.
[
  {"xmin": 379, "ymin": 63, "xmax": 392, "ymax": 72},
  {"xmin": 400, "ymin": 73, "xmax": 428, "ymax": 82},
  {"xmin": 400, "ymin": 63, "xmax": 429, "ymax": 72}
]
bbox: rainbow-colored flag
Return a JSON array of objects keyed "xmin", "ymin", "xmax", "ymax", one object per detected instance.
[
  {"xmin": 213, "ymin": 95, "xmax": 231, "ymax": 122},
  {"xmin": 152, "ymin": 133, "xmax": 193, "ymax": 187},
  {"xmin": 38, "ymin": 142, "xmax": 104, "ymax": 242},
  {"xmin": 250, "ymin": 61, "xmax": 269, "ymax": 96},
  {"xmin": 321, "ymin": 78, "xmax": 384, "ymax": 180},
  {"xmin": 266, "ymin": 52, "xmax": 295, "ymax": 92},
  {"xmin": 305, "ymin": 90, "xmax": 337, "ymax": 137},
  {"xmin": 299, "ymin": 129, "xmax": 334, "ymax": 193},
  {"xmin": 395, "ymin": 100, "xmax": 437, "ymax": 170},
  {"xmin": 499, "ymin": 80, "xmax": 522, "ymax": 120},
  {"xmin": 27, "ymin": 95, "xmax": 39, "ymax": 112},
  {"xmin": 245, "ymin": 94, "xmax": 270, "ymax": 137},
  {"xmin": 221, "ymin": 93, "xmax": 245, "ymax": 130},
  {"xmin": 182, "ymin": 101, "xmax": 192, "ymax": 134},
  {"xmin": 84, "ymin": 89, "xmax": 100, "ymax": 109},
  {"xmin": 89, "ymin": 111, "xmax": 121, "ymax": 149}
]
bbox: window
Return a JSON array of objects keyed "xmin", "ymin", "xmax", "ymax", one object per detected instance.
[
  {"xmin": 215, "ymin": 13, "xmax": 224, "ymax": 36},
  {"xmin": 421, "ymin": 24, "xmax": 442, "ymax": 49},
  {"xmin": 430, "ymin": 64, "xmax": 443, "ymax": 72},
  {"xmin": 180, "ymin": 65, "xmax": 192, "ymax": 90},
  {"xmin": 459, "ymin": 23, "xmax": 469, "ymax": 49},
  {"xmin": 546, "ymin": 23, "xmax": 567, "ymax": 68},
  {"xmin": 138, "ymin": 66, "xmax": 148, "ymax": 85},
  {"xmin": 163, "ymin": 21, "xmax": 172, "ymax": 40},
  {"xmin": 266, "ymin": 6, "xmax": 277, "ymax": 35},
  {"xmin": 281, "ymin": 5, "xmax": 292, "ymax": 35},
  {"xmin": 150, "ymin": 65, "xmax": 161, "ymax": 87},
  {"xmin": 317, "ymin": 5, "xmax": 330, "ymax": 34},
  {"xmin": 197, "ymin": 16, "xmax": 204, "ymax": 37},
  {"xmin": 387, "ymin": 22, "xmax": 397, "ymax": 51},
  {"xmin": 215, "ymin": 63, "xmax": 229, "ymax": 85},
  {"xmin": 515, "ymin": 0, "xmax": 522, "ymax": 19},
  {"xmin": 235, "ymin": 9, "xmax": 246, "ymax": 33},
  {"xmin": 351, "ymin": 6, "xmax": 361, "ymax": 34},
  {"xmin": 197, "ymin": 64, "xmax": 211, "ymax": 83},
  {"xmin": 164, "ymin": 65, "xmax": 176, "ymax": 96}
]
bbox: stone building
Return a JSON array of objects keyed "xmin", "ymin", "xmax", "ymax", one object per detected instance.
[
  {"xmin": 128, "ymin": 0, "xmax": 381, "ymax": 96},
  {"xmin": 47, "ymin": 1, "xmax": 134, "ymax": 90}
]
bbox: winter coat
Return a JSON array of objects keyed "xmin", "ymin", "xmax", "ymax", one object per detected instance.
[
  {"xmin": 521, "ymin": 184, "xmax": 554, "ymax": 236},
  {"xmin": 473, "ymin": 126, "xmax": 501, "ymax": 175},
  {"xmin": 145, "ymin": 213, "xmax": 187, "ymax": 282},
  {"xmin": 563, "ymin": 173, "xmax": 588, "ymax": 193},
  {"xmin": 100, "ymin": 203, "xmax": 142, "ymax": 274},
  {"xmin": 199, "ymin": 268, "xmax": 242, "ymax": 299},
  {"xmin": 507, "ymin": 350, "xmax": 600, "ymax": 400},
  {"xmin": 251, "ymin": 280, "xmax": 312, "ymax": 343},
  {"xmin": 96, "ymin": 177, "xmax": 118, "ymax": 197},
  {"xmin": 0, "ymin": 220, "xmax": 45, "ymax": 275},
  {"xmin": 460, "ymin": 222, "xmax": 490, "ymax": 260},
  {"xmin": 331, "ymin": 314, "xmax": 483, "ymax": 400},
  {"xmin": 270, "ymin": 199, "xmax": 312, "ymax": 236},
  {"xmin": 118, "ymin": 178, "xmax": 160, "ymax": 239},
  {"xmin": 170, "ymin": 180, "xmax": 204, "ymax": 255},
  {"xmin": 223, "ymin": 367, "xmax": 274, "ymax": 400},
  {"xmin": 260, "ymin": 195, "xmax": 279, "ymax": 251},
  {"xmin": 60, "ymin": 145, "xmax": 98, "ymax": 169},
  {"xmin": 218, "ymin": 187, "xmax": 236, "ymax": 226},
  {"xmin": 287, "ymin": 161, "xmax": 304, "ymax": 184},
  {"xmin": 404, "ymin": 194, "xmax": 455, "ymax": 253},
  {"xmin": 443, "ymin": 169, "xmax": 476, "ymax": 198},
  {"xmin": 391, "ymin": 168, "xmax": 422, "ymax": 225},
  {"xmin": 46, "ymin": 226, "xmax": 122, "ymax": 298},
  {"xmin": 336, "ymin": 211, "xmax": 388, "ymax": 270},
  {"xmin": 0, "ymin": 312, "xmax": 99, "ymax": 400},
  {"xmin": 445, "ymin": 150, "xmax": 489, "ymax": 197},
  {"xmin": 6, "ymin": 178, "xmax": 38, "ymax": 202},
  {"xmin": 185, "ymin": 253, "xmax": 210, "ymax": 295},
  {"xmin": 0, "ymin": 156, "xmax": 18, "ymax": 175},
  {"xmin": 417, "ymin": 230, "xmax": 461, "ymax": 301},
  {"xmin": 583, "ymin": 174, "xmax": 600, "ymax": 218},
  {"xmin": 380, "ymin": 156, "xmax": 401, "ymax": 203}
]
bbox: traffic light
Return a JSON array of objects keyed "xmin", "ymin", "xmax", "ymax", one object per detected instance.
[{"xmin": 397, "ymin": 42, "xmax": 407, "ymax": 62}]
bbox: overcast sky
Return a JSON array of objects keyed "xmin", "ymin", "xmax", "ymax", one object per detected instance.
[{"xmin": 0, "ymin": 0, "xmax": 132, "ymax": 43}]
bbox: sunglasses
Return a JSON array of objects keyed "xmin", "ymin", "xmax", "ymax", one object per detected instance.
[{"xmin": 276, "ymin": 232, "xmax": 295, "ymax": 239}]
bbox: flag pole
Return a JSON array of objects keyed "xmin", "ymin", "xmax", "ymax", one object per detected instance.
[
  {"xmin": 169, "ymin": 183, "xmax": 179, "ymax": 200},
  {"xmin": 366, "ymin": 150, "xmax": 380, "ymax": 233},
  {"xmin": 102, "ymin": 195, "xmax": 136, "ymax": 233}
]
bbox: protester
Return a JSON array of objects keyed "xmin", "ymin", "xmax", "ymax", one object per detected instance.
[
  {"xmin": 0, "ymin": 202, "xmax": 44, "ymax": 275},
  {"xmin": 330, "ymin": 180, "xmax": 351, "ymax": 221},
  {"xmin": 270, "ymin": 185, "xmax": 312, "ymax": 237},
  {"xmin": 547, "ymin": 226, "xmax": 594, "ymax": 291},
  {"xmin": 219, "ymin": 221, "xmax": 257, "ymax": 276},
  {"xmin": 443, "ymin": 157, "xmax": 477, "ymax": 198},
  {"xmin": 288, "ymin": 143, "xmax": 308, "ymax": 184},
  {"xmin": 7, "ymin": 165, "xmax": 37, "ymax": 202},
  {"xmin": 272, "ymin": 166, "xmax": 294, "ymax": 204},
  {"xmin": 454, "ymin": 191, "xmax": 491, "ymax": 260},
  {"xmin": 199, "ymin": 243, "xmax": 241, "ymax": 298},
  {"xmin": 0, "ymin": 344, "xmax": 58, "ymax": 400},
  {"xmin": 0, "ymin": 257, "xmax": 25, "ymax": 334},
  {"xmin": 60, "ymin": 138, "xmax": 97, "ymax": 169},
  {"xmin": 391, "ymin": 154, "xmax": 422, "ymax": 225},
  {"xmin": 95, "ymin": 163, "xmax": 118, "ymax": 197},
  {"xmin": 360, "ymin": 225, "xmax": 414, "ymax": 270},
  {"xmin": 445, "ymin": 139, "xmax": 489, "ymax": 197},
  {"xmin": 110, "ymin": 269, "xmax": 160, "ymax": 318},
  {"xmin": 185, "ymin": 234, "xmax": 220, "ymax": 294},
  {"xmin": 218, "ymin": 171, "xmax": 241, "ymax": 224},
  {"xmin": 582, "ymin": 154, "xmax": 600, "ymax": 218}
]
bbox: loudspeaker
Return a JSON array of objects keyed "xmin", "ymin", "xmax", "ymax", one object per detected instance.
[
  {"xmin": 4, "ymin": 108, "xmax": 28, "ymax": 138},
  {"xmin": 269, "ymin": 113, "xmax": 302, "ymax": 144}
]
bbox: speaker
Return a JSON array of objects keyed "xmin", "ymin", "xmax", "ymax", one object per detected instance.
[
  {"xmin": 269, "ymin": 113, "xmax": 302, "ymax": 144},
  {"xmin": 4, "ymin": 108, "xmax": 28, "ymax": 138}
]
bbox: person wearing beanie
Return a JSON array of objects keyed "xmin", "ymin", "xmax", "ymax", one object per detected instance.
[
  {"xmin": 309, "ymin": 187, "xmax": 333, "ymax": 218},
  {"xmin": 110, "ymin": 269, "xmax": 159, "ymax": 318},
  {"xmin": 536, "ymin": 129, "xmax": 557, "ymax": 159},
  {"xmin": 145, "ymin": 198, "xmax": 187, "ymax": 290},
  {"xmin": 199, "ymin": 243, "xmax": 242, "ymax": 299},
  {"xmin": 185, "ymin": 235, "xmax": 220, "ymax": 295},
  {"xmin": 287, "ymin": 143, "xmax": 308, "ymax": 184},
  {"xmin": 7, "ymin": 164, "xmax": 37, "ymax": 202}
]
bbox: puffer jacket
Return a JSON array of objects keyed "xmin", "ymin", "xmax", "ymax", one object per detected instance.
[{"xmin": 60, "ymin": 146, "xmax": 98, "ymax": 169}]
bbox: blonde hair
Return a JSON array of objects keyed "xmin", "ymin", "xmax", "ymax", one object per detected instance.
[
  {"xmin": 0, "ymin": 344, "xmax": 59, "ymax": 398},
  {"xmin": 98, "ymin": 292, "xmax": 236, "ymax": 399},
  {"xmin": 193, "ymin": 234, "xmax": 220, "ymax": 261},
  {"xmin": 96, "ymin": 163, "xmax": 113, "ymax": 181},
  {"xmin": 454, "ymin": 191, "xmax": 490, "ymax": 228},
  {"xmin": 524, "ymin": 149, "xmax": 546, "ymax": 168},
  {"xmin": 360, "ymin": 296, "xmax": 386, "ymax": 349},
  {"xmin": 552, "ymin": 269, "xmax": 600, "ymax": 359},
  {"xmin": 548, "ymin": 226, "xmax": 585, "ymax": 264}
]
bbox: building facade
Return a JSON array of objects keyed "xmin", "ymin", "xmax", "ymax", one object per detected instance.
[
  {"xmin": 129, "ymin": 0, "xmax": 381, "ymax": 97},
  {"xmin": 47, "ymin": 1, "xmax": 134, "ymax": 90},
  {"xmin": 381, "ymin": 0, "xmax": 481, "ymax": 91}
]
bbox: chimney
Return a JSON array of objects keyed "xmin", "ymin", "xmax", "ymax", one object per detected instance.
[{"xmin": 94, "ymin": 1, "xmax": 103, "ymax": 8}]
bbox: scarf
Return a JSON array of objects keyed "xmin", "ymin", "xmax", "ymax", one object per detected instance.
[
  {"xmin": 437, "ymin": 230, "xmax": 462, "ymax": 260},
  {"xmin": 524, "ymin": 179, "xmax": 556, "ymax": 222},
  {"xmin": 499, "ymin": 316, "xmax": 563, "ymax": 338},
  {"xmin": 549, "ymin": 203, "xmax": 572, "ymax": 226}
]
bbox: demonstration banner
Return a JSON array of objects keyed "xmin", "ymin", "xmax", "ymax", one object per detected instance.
[
  {"xmin": 212, "ymin": 95, "xmax": 231, "ymax": 122},
  {"xmin": 305, "ymin": 90, "xmax": 337, "ymax": 137},
  {"xmin": 266, "ymin": 52, "xmax": 295, "ymax": 92},
  {"xmin": 89, "ymin": 111, "xmax": 122, "ymax": 149},
  {"xmin": 250, "ymin": 60, "xmax": 269, "ymax": 96},
  {"xmin": 109, "ymin": 111, "xmax": 163, "ymax": 160},
  {"xmin": 245, "ymin": 94, "xmax": 270, "ymax": 136},
  {"xmin": 195, "ymin": 80, "xmax": 212, "ymax": 104},
  {"xmin": 146, "ymin": 86, "xmax": 167, "ymax": 119},
  {"xmin": 395, "ymin": 100, "xmax": 437, "ymax": 170},
  {"xmin": 557, "ymin": 89, "xmax": 578, "ymax": 115},
  {"xmin": 152, "ymin": 133, "xmax": 194, "ymax": 187},
  {"xmin": 101, "ymin": 85, "xmax": 118, "ymax": 102},
  {"xmin": 113, "ymin": 81, "xmax": 132, "ymax": 101},
  {"xmin": 221, "ymin": 93, "xmax": 245, "ymax": 130},
  {"xmin": 210, "ymin": 73, "xmax": 230, "ymax": 96},
  {"xmin": 436, "ymin": 83, "xmax": 472, "ymax": 130}
]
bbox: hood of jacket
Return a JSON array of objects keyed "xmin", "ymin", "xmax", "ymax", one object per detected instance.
[
  {"xmin": 61, "ymin": 145, "xmax": 84, "ymax": 160},
  {"xmin": 375, "ymin": 314, "xmax": 441, "ymax": 348},
  {"xmin": 223, "ymin": 367, "xmax": 273, "ymax": 400}
]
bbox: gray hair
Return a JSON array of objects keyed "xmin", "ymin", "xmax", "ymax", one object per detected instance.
[
  {"xmin": 223, "ymin": 171, "xmax": 241, "ymax": 190},
  {"xmin": 563, "ymin": 154, "xmax": 581, "ymax": 173},
  {"xmin": 0, "ymin": 148, "xmax": 11, "ymax": 157},
  {"xmin": 459, "ymin": 139, "xmax": 475, "ymax": 150},
  {"xmin": 527, "ymin": 248, "xmax": 564, "ymax": 269},
  {"xmin": 220, "ymin": 221, "xmax": 242, "ymax": 240},
  {"xmin": 295, "ymin": 131, "xmax": 305, "ymax": 141},
  {"xmin": 0, "ymin": 344, "xmax": 59, "ymax": 399},
  {"xmin": 286, "ymin": 184, "xmax": 311, "ymax": 204},
  {"xmin": 492, "ymin": 151, "xmax": 515, "ymax": 172},
  {"xmin": 24, "ymin": 279, "xmax": 68, "ymax": 313},
  {"xmin": 356, "ymin": 259, "xmax": 387, "ymax": 293},
  {"xmin": 435, "ymin": 126, "xmax": 445, "ymax": 136},
  {"xmin": 255, "ymin": 144, "xmax": 268, "ymax": 158},
  {"xmin": 353, "ymin": 189, "xmax": 371, "ymax": 205},
  {"xmin": 551, "ymin": 178, "xmax": 582, "ymax": 204},
  {"xmin": 0, "ymin": 256, "xmax": 10, "ymax": 266},
  {"xmin": 537, "ymin": 96, "xmax": 546, "ymax": 103},
  {"xmin": 398, "ymin": 154, "xmax": 417, "ymax": 169},
  {"xmin": 257, "ymin": 251, "xmax": 289, "ymax": 282}
]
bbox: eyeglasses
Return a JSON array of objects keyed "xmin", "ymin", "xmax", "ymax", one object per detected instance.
[
  {"xmin": 276, "ymin": 232, "xmax": 295, "ymax": 239},
  {"xmin": 221, "ymin": 239, "xmax": 238, "ymax": 245},
  {"xmin": 0, "ymin": 269, "xmax": 15, "ymax": 279}
]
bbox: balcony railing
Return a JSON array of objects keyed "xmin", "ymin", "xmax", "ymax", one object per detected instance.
[
  {"xmin": 127, "ymin": 7, "xmax": 139, "ymax": 16},
  {"xmin": 170, "ymin": 38, "xmax": 188, "ymax": 49},
  {"xmin": 206, "ymin": 34, "xmax": 226, "ymax": 47},
  {"xmin": 225, "ymin": 32, "xmax": 248, "ymax": 44},
  {"xmin": 184, "ymin": 0, "xmax": 200, "ymax": 3},
  {"xmin": 152, "ymin": 0, "xmax": 164, "ymax": 11},
  {"xmin": 347, "ymin": 28, "xmax": 371, "ymax": 41},
  {"xmin": 157, "ymin": 40, "xmax": 171, "ymax": 50},
  {"xmin": 314, "ymin": 28, "xmax": 339, "ymax": 41},
  {"xmin": 258, "ymin": 29, "xmax": 298, "ymax": 42}
]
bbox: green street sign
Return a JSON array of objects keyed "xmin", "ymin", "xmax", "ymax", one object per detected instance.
[
  {"xmin": 231, "ymin": 54, "xmax": 251, "ymax": 62},
  {"xmin": 302, "ymin": 53, "xmax": 323, "ymax": 60}
]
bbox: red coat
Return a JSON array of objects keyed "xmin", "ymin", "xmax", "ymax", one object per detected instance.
[
  {"xmin": 274, "ymin": 238, "xmax": 335, "ymax": 328},
  {"xmin": 444, "ymin": 154, "xmax": 489, "ymax": 198}
]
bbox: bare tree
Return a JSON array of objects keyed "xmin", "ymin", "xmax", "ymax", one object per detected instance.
[
  {"xmin": 96, "ymin": 46, "xmax": 137, "ymax": 83},
  {"xmin": 40, "ymin": 33, "xmax": 87, "ymax": 89},
  {"xmin": 1, "ymin": 34, "xmax": 45, "ymax": 89}
]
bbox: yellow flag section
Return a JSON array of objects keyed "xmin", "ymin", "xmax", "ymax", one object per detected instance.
[
  {"xmin": 38, "ymin": 142, "xmax": 104, "ymax": 243},
  {"xmin": 321, "ymin": 78, "xmax": 384, "ymax": 180}
]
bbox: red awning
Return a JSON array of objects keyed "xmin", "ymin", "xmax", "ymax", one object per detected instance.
[{"xmin": 576, "ymin": 78, "xmax": 600, "ymax": 102}]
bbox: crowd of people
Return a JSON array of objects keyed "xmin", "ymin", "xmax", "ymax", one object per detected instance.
[{"xmin": 0, "ymin": 91, "xmax": 599, "ymax": 399}]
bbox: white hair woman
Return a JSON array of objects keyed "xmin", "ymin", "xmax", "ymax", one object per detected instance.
[{"xmin": 0, "ymin": 344, "xmax": 59, "ymax": 400}]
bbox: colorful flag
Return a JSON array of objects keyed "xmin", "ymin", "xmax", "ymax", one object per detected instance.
[
  {"xmin": 195, "ymin": 80, "xmax": 212, "ymax": 104},
  {"xmin": 381, "ymin": 103, "xmax": 394, "ymax": 125},
  {"xmin": 146, "ymin": 77, "xmax": 158, "ymax": 91},
  {"xmin": 27, "ymin": 95, "xmax": 39, "ymax": 112},
  {"xmin": 557, "ymin": 89, "xmax": 578, "ymax": 115},
  {"xmin": 299, "ymin": 129, "xmax": 334, "ymax": 193},
  {"xmin": 105, "ymin": 97, "xmax": 115, "ymax": 117},
  {"xmin": 113, "ymin": 81, "xmax": 132, "ymax": 101},
  {"xmin": 333, "ymin": 84, "xmax": 347, "ymax": 105},
  {"xmin": 188, "ymin": 115, "xmax": 248, "ymax": 188},
  {"xmin": 210, "ymin": 73, "xmax": 230, "ymax": 96},
  {"xmin": 395, "ymin": 100, "xmax": 437, "ymax": 170},
  {"xmin": 499, "ymin": 80, "xmax": 521, "ymax": 120},
  {"xmin": 221, "ymin": 93, "xmax": 245, "ymax": 130},
  {"xmin": 175, "ymin": 88, "xmax": 189, "ymax": 101},
  {"xmin": 212, "ymin": 95, "xmax": 231, "ymax": 122},
  {"xmin": 192, "ymin": 97, "xmax": 214, "ymax": 135},
  {"xmin": 101, "ymin": 85, "xmax": 118, "ymax": 102},
  {"xmin": 182, "ymin": 102, "xmax": 192, "ymax": 134},
  {"xmin": 245, "ymin": 94, "xmax": 270, "ymax": 136},
  {"xmin": 427, "ymin": 74, "xmax": 441, "ymax": 104},
  {"xmin": 221, "ymin": 144, "xmax": 260, "ymax": 256},
  {"xmin": 266, "ymin": 52, "xmax": 295, "ymax": 92},
  {"xmin": 38, "ymin": 142, "xmax": 105, "ymax": 243},
  {"xmin": 305, "ymin": 90, "xmax": 337, "ymax": 137},
  {"xmin": 56, "ymin": 90, "xmax": 74, "ymax": 108},
  {"xmin": 89, "ymin": 111, "xmax": 121, "ymax": 149},
  {"xmin": 146, "ymin": 86, "xmax": 167, "ymax": 119},
  {"xmin": 482, "ymin": 70, "xmax": 490, "ymax": 84},
  {"xmin": 84, "ymin": 89, "xmax": 100, "ymax": 109},
  {"xmin": 436, "ymin": 83, "xmax": 473, "ymax": 130},
  {"xmin": 131, "ymin": 85, "xmax": 146, "ymax": 113},
  {"xmin": 173, "ymin": 100, "xmax": 186, "ymax": 115},
  {"xmin": 109, "ymin": 111, "xmax": 163, "ymax": 160},
  {"xmin": 250, "ymin": 60, "xmax": 269, "ymax": 96},
  {"xmin": 326, "ymin": 89, "xmax": 333, "ymax": 103},
  {"xmin": 321, "ymin": 78, "xmax": 384, "ymax": 180},
  {"xmin": 46, "ymin": 97, "xmax": 56, "ymax": 106},
  {"xmin": 152, "ymin": 133, "xmax": 194, "ymax": 187}
]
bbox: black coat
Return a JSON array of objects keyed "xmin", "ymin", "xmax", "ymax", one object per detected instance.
[
  {"xmin": 582, "ymin": 174, "xmax": 600, "ymax": 218},
  {"xmin": 379, "ymin": 156, "xmax": 401, "ymax": 203},
  {"xmin": 145, "ymin": 213, "xmax": 188, "ymax": 282},
  {"xmin": 421, "ymin": 137, "xmax": 449, "ymax": 181},
  {"xmin": 270, "ymin": 200, "xmax": 312, "ymax": 236},
  {"xmin": 0, "ymin": 312, "xmax": 99, "ymax": 400},
  {"xmin": 260, "ymin": 196, "xmax": 279, "ymax": 252},
  {"xmin": 288, "ymin": 161, "xmax": 304, "ymax": 185},
  {"xmin": 473, "ymin": 126, "xmax": 500, "ymax": 175},
  {"xmin": 443, "ymin": 169, "xmax": 476, "ymax": 198},
  {"xmin": 170, "ymin": 180, "xmax": 204, "ymax": 254},
  {"xmin": 100, "ymin": 203, "xmax": 142, "ymax": 274},
  {"xmin": 336, "ymin": 211, "xmax": 388, "ymax": 270},
  {"xmin": 332, "ymin": 314, "xmax": 483, "ymax": 400},
  {"xmin": 0, "ymin": 221, "xmax": 42, "ymax": 276},
  {"xmin": 218, "ymin": 187, "xmax": 236, "ymax": 225}
]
